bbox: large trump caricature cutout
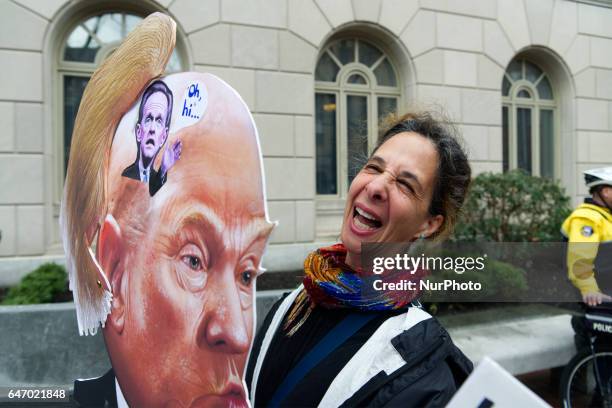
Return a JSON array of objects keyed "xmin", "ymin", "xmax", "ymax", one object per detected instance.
[{"xmin": 61, "ymin": 13, "xmax": 274, "ymax": 407}]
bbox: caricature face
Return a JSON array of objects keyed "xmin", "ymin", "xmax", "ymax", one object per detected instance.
[
  {"xmin": 101, "ymin": 74, "xmax": 272, "ymax": 407},
  {"xmin": 136, "ymin": 91, "xmax": 169, "ymax": 166}
]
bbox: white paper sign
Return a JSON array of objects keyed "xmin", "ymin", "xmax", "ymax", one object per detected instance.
[{"xmin": 446, "ymin": 356, "xmax": 551, "ymax": 408}]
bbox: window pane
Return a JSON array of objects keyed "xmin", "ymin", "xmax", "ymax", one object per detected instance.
[
  {"xmin": 537, "ymin": 77, "xmax": 554, "ymax": 100},
  {"xmin": 64, "ymin": 25, "xmax": 100, "ymax": 62},
  {"xmin": 378, "ymin": 97, "xmax": 397, "ymax": 123},
  {"xmin": 540, "ymin": 109, "xmax": 554, "ymax": 178},
  {"xmin": 315, "ymin": 52, "xmax": 340, "ymax": 82},
  {"xmin": 329, "ymin": 39, "xmax": 355, "ymax": 65},
  {"xmin": 502, "ymin": 106, "xmax": 509, "ymax": 172},
  {"xmin": 316, "ymin": 93, "xmax": 338, "ymax": 194},
  {"xmin": 374, "ymin": 58, "xmax": 397, "ymax": 86},
  {"xmin": 525, "ymin": 61, "xmax": 543, "ymax": 84},
  {"xmin": 64, "ymin": 76, "xmax": 90, "ymax": 173},
  {"xmin": 63, "ymin": 13, "xmax": 146, "ymax": 63},
  {"xmin": 125, "ymin": 14, "xmax": 142, "ymax": 33},
  {"xmin": 347, "ymin": 73, "xmax": 367, "ymax": 84},
  {"xmin": 517, "ymin": 89, "xmax": 531, "ymax": 98},
  {"xmin": 508, "ymin": 59, "xmax": 522, "ymax": 81},
  {"xmin": 65, "ymin": 25, "xmax": 89, "ymax": 48},
  {"xmin": 502, "ymin": 76, "xmax": 511, "ymax": 96},
  {"xmin": 96, "ymin": 13, "xmax": 123, "ymax": 44},
  {"xmin": 516, "ymin": 107, "xmax": 532, "ymax": 173},
  {"xmin": 166, "ymin": 50, "xmax": 182, "ymax": 73},
  {"xmin": 358, "ymin": 41, "xmax": 382, "ymax": 67},
  {"xmin": 83, "ymin": 16, "xmax": 99, "ymax": 32},
  {"xmin": 347, "ymin": 95, "xmax": 368, "ymax": 186}
]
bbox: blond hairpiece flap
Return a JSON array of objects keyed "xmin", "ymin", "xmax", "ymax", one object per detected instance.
[{"xmin": 60, "ymin": 13, "xmax": 177, "ymax": 336}]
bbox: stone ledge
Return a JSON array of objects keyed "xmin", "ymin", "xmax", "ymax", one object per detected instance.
[
  {"xmin": 0, "ymin": 301, "xmax": 108, "ymax": 387},
  {"xmin": 448, "ymin": 314, "xmax": 575, "ymax": 375}
]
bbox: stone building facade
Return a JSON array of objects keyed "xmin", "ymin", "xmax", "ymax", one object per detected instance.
[{"xmin": 1, "ymin": 0, "xmax": 611, "ymax": 279}]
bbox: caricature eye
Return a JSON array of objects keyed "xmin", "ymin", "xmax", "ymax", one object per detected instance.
[
  {"xmin": 179, "ymin": 243, "xmax": 206, "ymax": 271},
  {"xmin": 241, "ymin": 270, "xmax": 254, "ymax": 287},
  {"xmin": 177, "ymin": 243, "xmax": 208, "ymax": 291},
  {"xmin": 182, "ymin": 254, "xmax": 202, "ymax": 270}
]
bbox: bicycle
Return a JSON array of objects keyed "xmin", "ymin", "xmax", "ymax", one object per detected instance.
[{"xmin": 560, "ymin": 303, "xmax": 612, "ymax": 408}]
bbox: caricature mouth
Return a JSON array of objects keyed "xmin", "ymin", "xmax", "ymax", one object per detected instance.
[
  {"xmin": 352, "ymin": 204, "xmax": 383, "ymax": 232},
  {"xmin": 189, "ymin": 382, "xmax": 248, "ymax": 408},
  {"xmin": 218, "ymin": 382, "xmax": 247, "ymax": 400},
  {"xmin": 145, "ymin": 138, "xmax": 156, "ymax": 147}
]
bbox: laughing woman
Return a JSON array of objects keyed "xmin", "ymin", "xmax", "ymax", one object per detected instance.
[{"xmin": 246, "ymin": 111, "xmax": 473, "ymax": 408}]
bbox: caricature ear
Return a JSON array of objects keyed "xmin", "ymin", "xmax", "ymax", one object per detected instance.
[
  {"xmin": 135, "ymin": 123, "xmax": 143, "ymax": 143},
  {"xmin": 97, "ymin": 214, "xmax": 125, "ymax": 334},
  {"xmin": 414, "ymin": 214, "xmax": 444, "ymax": 240}
]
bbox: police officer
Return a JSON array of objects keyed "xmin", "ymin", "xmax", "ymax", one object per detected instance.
[
  {"xmin": 562, "ymin": 167, "xmax": 612, "ymax": 406},
  {"xmin": 562, "ymin": 167, "xmax": 612, "ymax": 306}
]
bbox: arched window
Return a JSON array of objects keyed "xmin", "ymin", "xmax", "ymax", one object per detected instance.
[
  {"xmin": 502, "ymin": 59, "xmax": 557, "ymax": 178},
  {"xmin": 58, "ymin": 12, "xmax": 184, "ymax": 175},
  {"xmin": 315, "ymin": 38, "xmax": 401, "ymax": 197}
]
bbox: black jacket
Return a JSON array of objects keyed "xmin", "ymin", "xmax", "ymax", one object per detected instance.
[
  {"xmin": 121, "ymin": 161, "xmax": 166, "ymax": 196},
  {"xmin": 342, "ymin": 317, "xmax": 472, "ymax": 407},
  {"xmin": 72, "ymin": 369, "xmax": 117, "ymax": 408},
  {"xmin": 247, "ymin": 291, "xmax": 472, "ymax": 408}
]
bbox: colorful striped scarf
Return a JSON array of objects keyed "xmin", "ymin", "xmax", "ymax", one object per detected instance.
[{"xmin": 284, "ymin": 243, "xmax": 425, "ymax": 336}]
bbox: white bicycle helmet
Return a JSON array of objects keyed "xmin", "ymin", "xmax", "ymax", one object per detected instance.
[{"xmin": 584, "ymin": 167, "xmax": 612, "ymax": 189}]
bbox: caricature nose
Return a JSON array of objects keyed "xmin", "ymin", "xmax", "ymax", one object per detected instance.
[
  {"xmin": 197, "ymin": 272, "xmax": 250, "ymax": 354},
  {"xmin": 366, "ymin": 172, "xmax": 390, "ymax": 202}
]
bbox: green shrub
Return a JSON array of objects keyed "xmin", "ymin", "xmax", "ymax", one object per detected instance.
[
  {"xmin": 2, "ymin": 263, "xmax": 68, "ymax": 305},
  {"xmin": 453, "ymin": 170, "xmax": 572, "ymax": 242}
]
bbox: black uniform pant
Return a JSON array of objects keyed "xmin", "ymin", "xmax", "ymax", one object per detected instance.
[{"xmin": 571, "ymin": 311, "xmax": 612, "ymax": 404}]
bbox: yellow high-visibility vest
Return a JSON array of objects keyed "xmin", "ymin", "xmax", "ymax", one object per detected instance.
[{"xmin": 561, "ymin": 201, "xmax": 612, "ymax": 295}]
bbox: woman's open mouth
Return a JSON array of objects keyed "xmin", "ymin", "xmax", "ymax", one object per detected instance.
[{"xmin": 351, "ymin": 204, "xmax": 383, "ymax": 234}]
